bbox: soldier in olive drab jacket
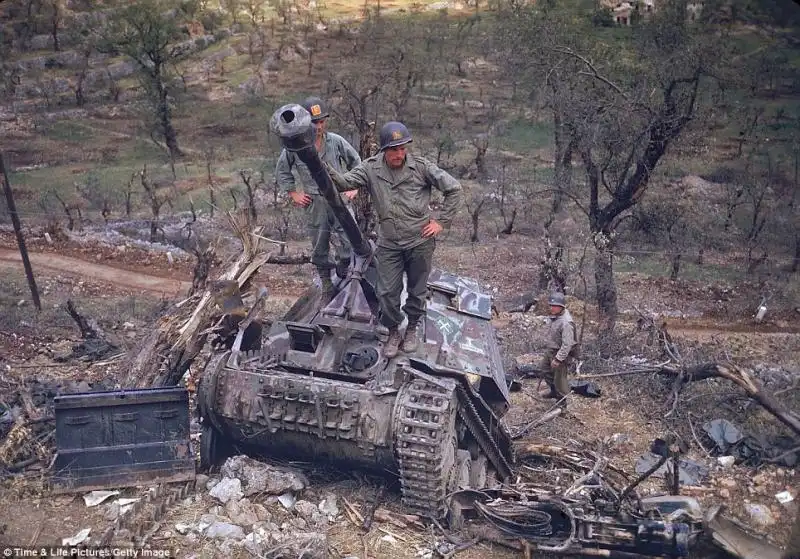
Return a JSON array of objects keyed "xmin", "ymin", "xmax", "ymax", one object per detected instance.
[
  {"xmin": 328, "ymin": 121, "xmax": 463, "ymax": 358},
  {"xmin": 275, "ymin": 96, "xmax": 361, "ymax": 296},
  {"xmin": 540, "ymin": 292, "xmax": 579, "ymax": 405}
]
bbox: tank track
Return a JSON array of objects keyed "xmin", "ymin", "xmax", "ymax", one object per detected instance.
[
  {"xmin": 95, "ymin": 481, "xmax": 196, "ymax": 547},
  {"xmin": 455, "ymin": 385, "xmax": 513, "ymax": 481},
  {"xmin": 394, "ymin": 372, "xmax": 514, "ymax": 520},
  {"xmin": 394, "ymin": 375, "xmax": 459, "ymax": 519}
]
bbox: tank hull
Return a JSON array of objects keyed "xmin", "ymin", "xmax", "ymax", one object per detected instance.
[{"xmin": 201, "ymin": 355, "xmax": 400, "ymax": 471}]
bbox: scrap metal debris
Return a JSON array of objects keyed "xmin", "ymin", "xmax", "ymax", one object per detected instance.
[
  {"xmin": 703, "ymin": 418, "xmax": 798, "ymax": 467},
  {"xmin": 440, "ymin": 441, "xmax": 787, "ymax": 558},
  {"xmin": 634, "ymin": 452, "xmax": 710, "ymax": 486}
]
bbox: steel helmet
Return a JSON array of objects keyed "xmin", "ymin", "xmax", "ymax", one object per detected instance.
[
  {"xmin": 301, "ymin": 96, "xmax": 329, "ymax": 122},
  {"xmin": 379, "ymin": 121, "xmax": 412, "ymax": 151},
  {"xmin": 548, "ymin": 292, "xmax": 566, "ymax": 308}
]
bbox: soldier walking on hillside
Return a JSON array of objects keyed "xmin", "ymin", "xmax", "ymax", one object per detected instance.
[
  {"xmin": 540, "ymin": 292, "xmax": 579, "ymax": 406},
  {"xmin": 275, "ymin": 96, "xmax": 361, "ymax": 297},
  {"xmin": 328, "ymin": 121, "xmax": 463, "ymax": 358}
]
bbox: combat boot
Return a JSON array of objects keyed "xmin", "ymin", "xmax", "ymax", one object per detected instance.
[
  {"xmin": 317, "ymin": 266, "xmax": 335, "ymax": 300},
  {"xmin": 384, "ymin": 327, "xmax": 401, "ymax": 358},
  {"xmin": 401, "ymin": 322, "xmax": 419, "ymax": 353}
]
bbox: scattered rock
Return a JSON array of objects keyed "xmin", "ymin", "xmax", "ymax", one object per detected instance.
[
  {"xmin": 208, "ymin": 505, "xmax": 226, "ymax": 517},
  {"xmin": 744, "ymin": 503, "xmax": 776, "ymax": 527},
  {"xmin": 175, "ymin": 523, "xmax": 192, "ymax": 535},
  {"xmin": 205, "ymin": 521, "xmax": 245, "ymax": 540},
  {"xmin": 242, "ymin": 532, "xmax": 265, "ymax": 556},
  {"xmin": 220, "ymin": 455, "xmax": 308, "ymax": 496},
  {"xmin": 278, "ymin": 492, "xmax": 296, "ymax": 510},
  {"xmin": 295, "ymin": 500, "xmax": 325, "ymax": 526},
  {"xmin": 719, "ymin": 478, "xmax": 737, "ymax": 489},
  {"xmin": 226, "ymin": 498, "xmax": 260, "ymax": 527},
  {"xmin": 719, "ymin": 488, "xmax": 731, "ymax": 499},
  {"xmin": 215, "ymin": 539, "xmax": 238, "ymax": 555},
  {"xmin": 198, "ymin": 513, "xmax": 230, "ymax": 532},
  {"xmin": 273, "ymin": 532, "xmax": 327, "ymax": 559},
  {"xmin": 752, "ymin": 472, "xmax": 770, "ymax": 486},
  {"xmin": 253, "ymin": 503, "xmax": 271, "ymax": 522},
  {"xmin": 103, "ymin": 502, "xmax": 120, "ymax": 521},
  {"xmin": 209, "ymin": 477, "xmax": 243, "ymax": 504},
  {"xmin": 318, "ymin": 494, "xmax": 339, "ymax": 521},
  {"xmin": 717, "ymin": 456, "xmax": 735, "ymax": 469}
]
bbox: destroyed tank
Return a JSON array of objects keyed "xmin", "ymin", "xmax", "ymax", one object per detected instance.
[{"xmin": 197, "ymin": 104, "xmax": 514, "ymax": 520}]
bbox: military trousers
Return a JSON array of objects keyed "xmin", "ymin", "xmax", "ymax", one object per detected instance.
[
  {"xmin": 540, "ymin": 348, "xmax": 572, "ymax": 399},
  {"xmin": 376, "ymin": 238, "xmax": 435, "ymax": 330},
  {"xmin": 305, "ymin": 195, "xmax": 353, "ymax": 271}
]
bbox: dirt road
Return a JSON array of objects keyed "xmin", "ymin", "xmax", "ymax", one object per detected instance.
[{"xmin": 0, "ymin": 248, "xmax": 192, "ymax": 295}]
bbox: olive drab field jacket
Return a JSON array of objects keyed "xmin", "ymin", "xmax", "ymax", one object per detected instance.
[
  {"xmin": 275, "ymin": 132, "xmax": 361, "ymax": 195},
  {"xmin": 329, "ymin": 153, "xmax": 464, "ymax": 250},
  {"xmin": 546, "ymin": 308, "xmax": 579, "ymax": 362}
]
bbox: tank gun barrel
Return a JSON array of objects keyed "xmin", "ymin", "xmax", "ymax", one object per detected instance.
[{"xmin": 271, "ymin": 104, "xmax": 371, "ymax": 258}]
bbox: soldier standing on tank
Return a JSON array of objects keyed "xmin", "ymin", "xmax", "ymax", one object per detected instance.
[
  {"xmin": 540, "ymin": 292, "xmax": 579, "ymax": 405},
  {"xmin": 275, "ymin": 96, "xmax": 361, "ymax": 297},
  {"xmin": 327, "ymin": 121, "xmax": 463, "ymax": 358}
]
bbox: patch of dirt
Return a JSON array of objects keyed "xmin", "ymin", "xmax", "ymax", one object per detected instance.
[
  {"xmin": 0, "ymin": 230, "xmax": 797, "ymax": 557},
  {"xmin": 0, "ymin": 249, "xmax": 192, "ymax": 295}
]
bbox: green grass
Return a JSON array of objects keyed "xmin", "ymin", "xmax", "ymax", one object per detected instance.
[
  {"xmin": 615, "ymin": 253, "xmax": 749, "ymax": 284},
  {"xmin": 496, "ymin": 120, "xmax": 553, "ymax": 152},
  {"xmin": 40, "ymin": 121, "xmax": 95, "ymax": 142}
]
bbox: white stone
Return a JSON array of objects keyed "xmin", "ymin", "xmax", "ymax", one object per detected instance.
[
  {"xmin": 717, "ymin": 456, "xmax": 735, "ymax": 468},
  {"xmin": 209, "ymin": 477, "xmax": 243, "ymax": 504},
  {"xmin": 205, "ymin": 521, "xmax": 245, "ymax": 540}
]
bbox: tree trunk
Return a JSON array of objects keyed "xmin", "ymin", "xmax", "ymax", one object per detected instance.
[
  {"xmin": 470, "ymin": 208, "xmax": 480, "ymax": 243},
  {"xmin": 157, "ymin": 78, "xmax": 181, "ymax": 159},
  {"xmin": 670, "ymin": 252, "xmax": 681, "ymax": 281},
  {"xmin": 594, "ymin": 247, "xmax": 617, "ymax": 332},
  {"xmin": 792, "ymin": 233, "xmax": 800, "ymax": 273}
]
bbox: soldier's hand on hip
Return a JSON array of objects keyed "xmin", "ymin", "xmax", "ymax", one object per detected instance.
[
  {"xmin": 551, "ymin": 358, "xmax": 562, "ymax": 369},
  {"xmin": 289, "ymin": 191, "xmax": 312, "ymax": 207},
  {"xmin": 422, "ymin": 219, "xmax": 443, "ymax": 238},
  {"xmin": 343, "ymin": 189, "xmax": 358, "ymax": 201}
]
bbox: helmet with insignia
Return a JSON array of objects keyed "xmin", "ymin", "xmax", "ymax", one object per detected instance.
[
  {"xmin": 301, "ymin": 96, "xmax": 329, "ymax": 122},
  {"xmin": 379, "ymin": 121, "xmax": 412, "ymax": 151}
]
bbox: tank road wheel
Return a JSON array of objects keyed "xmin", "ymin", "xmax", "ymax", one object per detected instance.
[
  {"xmin": 199, "ymin": 422, "xmax": 230, "ymax": 473},
  {"xmin": 469, "ymin": 454, "xmax": 489, "ymax": 488},
  {"xmin": 394, "ymin": 376, "xmax": 459, "ymax": 520},
  {"xmin": 451, "ymin": 450, "xmax": 472, "ymax": 491}
]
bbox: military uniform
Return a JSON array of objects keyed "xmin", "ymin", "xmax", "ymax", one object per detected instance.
[
  {"xmin": 275, "ymin": 131, "xmax": 361, "ymax": 274},
  {"xmin": 540, "ymin": 308, "xmax": 578, "ymax": 400},
  {"xmin": 330, "ymin": 153, "xmax": 463, "ymax": 331}
]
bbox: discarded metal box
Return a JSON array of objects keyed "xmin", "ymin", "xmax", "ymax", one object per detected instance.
[{"xmin": 52, "ymin": 387, "xmax": 195, "ymax": 493}]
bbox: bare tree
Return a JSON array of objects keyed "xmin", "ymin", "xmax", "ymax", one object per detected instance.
[
  {"xmin": 202, "ymin": 145, "xmax": 217, "ymax": 217},
  {"xmin": 99, "ymin": 0, "xmax": 186, "ymax": 160},
  {"xmin": 494, "ymin": 1, "xmax": 731, "ymax": 331},
  {"xmin": 238, "ymin": 169, "xmax": 260, "ymax": 223},
  {"xmin": 124, "ymin": 171, "xmax": 137, "ymax": 217},
  {"xmin": 140, "ymin": 165, "xmax": 172, "ymax": 242},
  {"xmin": 221, "ymin": 0, "xmax": 242, "ymax": 25},
  {"xmin": 45, "ymin": 0, "xmax": 64, "ymax": 51}
]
